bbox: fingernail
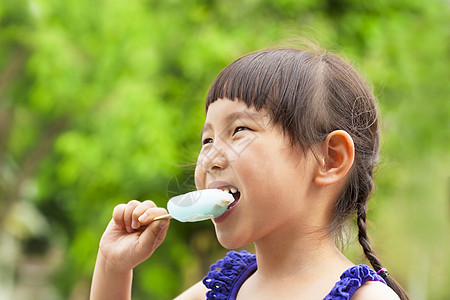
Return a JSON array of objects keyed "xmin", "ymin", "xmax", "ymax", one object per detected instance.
[
  {"xmin": 131, "ymin": 220, "xmax": 139, "ymax": 229},
  {"xmin": 158, "ymin": 220, "xmax": 169, "ymax": 229},
  {"xmin": 126, "ymin": 226, "xmax": 133, "ymax": 233},
  {"xmin": 138, "ymin": 213, "xmax": 148, "ymax": 223}
]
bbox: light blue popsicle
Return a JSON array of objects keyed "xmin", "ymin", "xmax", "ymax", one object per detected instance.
[{"xmin": 167, "ymin": 189, "xmax": 234, "ymax": 222}]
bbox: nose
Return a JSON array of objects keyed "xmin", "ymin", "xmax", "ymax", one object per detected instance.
[{"xmin": 201, "ymin": 144, "xmax": 229, "ymax": 173}]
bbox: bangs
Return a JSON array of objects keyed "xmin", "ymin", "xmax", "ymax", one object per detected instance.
[
  {"xmin": 205, "ymin": 50, "xmax": 285, "ymax": 112},
  {"xmin": 205, "ymin": 49, "xmax": 327, "ymax": 148}
]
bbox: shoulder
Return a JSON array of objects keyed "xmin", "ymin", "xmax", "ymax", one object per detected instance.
[
  {"xmin": 351, "ymin": 280, "xmax": 400, "ymax": 300},
  {"xmin": 174, "ymin": 280, "xmax": 207, "ymax": 300}
]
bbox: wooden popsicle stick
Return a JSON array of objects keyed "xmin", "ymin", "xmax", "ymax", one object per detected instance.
[
  {"xmin": 218, "ymin": 198, "xmax": 233, "ymax": 207},
  {"xmin": 153, "ymin": 214, "xmax": 173, "ymax": 221}
]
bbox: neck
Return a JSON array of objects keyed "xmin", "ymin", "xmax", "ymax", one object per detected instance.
[{"xmin": 253, "ymin": 222, "xmax": 352, "ymax": 281}]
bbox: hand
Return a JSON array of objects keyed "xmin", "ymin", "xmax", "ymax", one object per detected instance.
[{"xmin": 98, "ymin": 200, "xmax": 170, "ymax": 273}]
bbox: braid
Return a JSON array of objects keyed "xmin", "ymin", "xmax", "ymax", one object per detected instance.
[
  {"xmin": 356, "ymin": 173, "xmax": 410, "ymax": 300},
  {"xmin": 357, "ymin": 202, "xmax": 383, "ymax": 271}
]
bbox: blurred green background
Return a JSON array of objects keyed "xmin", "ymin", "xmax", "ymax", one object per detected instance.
[{"xmin": 1, "ymin": 0, "xmax": 449, "ymax": 299}]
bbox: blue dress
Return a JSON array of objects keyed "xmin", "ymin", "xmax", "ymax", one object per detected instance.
[{"xmin": 203, "ymin": 251, "xmax": 386, "ymax": 300}]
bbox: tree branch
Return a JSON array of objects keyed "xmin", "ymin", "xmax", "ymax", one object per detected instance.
[
  {"xmin": 0, "ymin": 116, "xmax": 69, "ymax": 228},
  {"xmin": 0, "ymin": 48, "xmax": 25, "ymax": 159},
  {"xmin": 0, "ymin": 48, "xmax": 26, "ymax": 96}
]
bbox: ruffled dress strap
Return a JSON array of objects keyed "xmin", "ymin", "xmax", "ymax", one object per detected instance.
[
  {"xmin": 203, "ymin": 250, "xmax": 257, "ymax": 300},
  {"xmin": 323, "ymin": 264, "xmax": 387, "ymax": 300}
]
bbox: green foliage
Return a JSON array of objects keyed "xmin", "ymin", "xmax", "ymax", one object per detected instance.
[{"xmin": 1, "ymin": 0, "xmax": 448, "ymax": 299}]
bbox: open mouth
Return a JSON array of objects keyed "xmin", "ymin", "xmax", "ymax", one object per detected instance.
[{"xmin": 218, "ymin": 187, "xmax": 241, "ymax": 209}]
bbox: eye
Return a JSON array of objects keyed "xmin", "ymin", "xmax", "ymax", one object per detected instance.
[
  {"xmin": 202, "ymin": 137, "xmax": 213, "ymax": 145},
  {"xmin": 232, "ymin": 126, "xmax": 250, "ymax": 135}
]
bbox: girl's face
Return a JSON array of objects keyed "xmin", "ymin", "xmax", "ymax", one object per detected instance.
[{"xmin": 195, "ymin": 99, "xmax": 319, "ymax": 249}]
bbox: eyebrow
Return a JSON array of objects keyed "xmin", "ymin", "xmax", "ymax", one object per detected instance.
[{"xmin": 200, "ymin": 110, "xmax": 265, "ymax": 137}]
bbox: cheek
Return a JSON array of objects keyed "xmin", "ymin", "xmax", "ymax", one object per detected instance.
[
  {"xmin": 233, "ymin": 149, "xmax": 273, "ymax": 192},
  {"xmin": 234, "ymin": 143, "xmax": 295, "ymax": 194}
]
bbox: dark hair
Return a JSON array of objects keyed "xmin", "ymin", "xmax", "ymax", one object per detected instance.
[{"xmin": 205, "ymin": 48, "xmax": 409, "ymax": 299}]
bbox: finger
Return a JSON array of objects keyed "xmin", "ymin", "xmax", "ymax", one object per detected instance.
[
  {"xmin": 131, "ymin": 200, "xmax": 156, "ymax": 229},
  {"xmin": 124, "ymin": 200, "xmax": 141, "ymax": 233},
  {"xmin": 112, "ymin": 204, "xmax": 127, "ymax": 230},
  {"xmin": 137, "ymin": 207, "xmax": 169, "ymax": 224},
  {"xmin": 153, "ymin": 219, "xmax": 170, "ymax": 249}
]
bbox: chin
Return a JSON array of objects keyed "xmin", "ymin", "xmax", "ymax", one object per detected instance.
[{"xmin": 215, "ymin": 230, "xmax": 249, "ymax": 250}]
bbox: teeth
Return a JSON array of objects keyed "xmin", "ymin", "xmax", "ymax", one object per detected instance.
[{"xmin": 218, "ymin": 187, "xmax": 238, "ymax": 194}]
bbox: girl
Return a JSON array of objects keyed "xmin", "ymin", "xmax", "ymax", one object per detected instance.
[{"xmin": 90, "ymin": 46, "xmax": 409, "ymax": 299}]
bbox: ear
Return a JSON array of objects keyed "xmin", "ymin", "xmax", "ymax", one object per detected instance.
[{"xmin": 314, "ymin": 130, "xmax": 355, "ymax": 187}]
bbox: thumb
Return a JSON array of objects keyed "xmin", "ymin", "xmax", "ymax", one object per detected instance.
[{"xmin": 138, "ymin": 219, "xmax": 170, "ymax": 254}]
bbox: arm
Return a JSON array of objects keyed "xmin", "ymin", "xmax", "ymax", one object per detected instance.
[
  {"xmin": 90, "ymin": 249, "xmax": 133, "ymax": 299},
  {"xmin": 90, "ymin": 201, "xmax": 170, "ymax": 300}
]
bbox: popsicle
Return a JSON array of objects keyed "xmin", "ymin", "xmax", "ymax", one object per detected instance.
[{"xmin": 154, "ymin": 189, "xmax": 234, "ymax": 222}]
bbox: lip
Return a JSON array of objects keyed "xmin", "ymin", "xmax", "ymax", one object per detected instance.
[
  {"xmin": 207, "ymin": 181, "xmax": 238, "ymax": 191},
  {"xmin": 213, "ymin": 200, "xmax": 239, "ymax": 223}
]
